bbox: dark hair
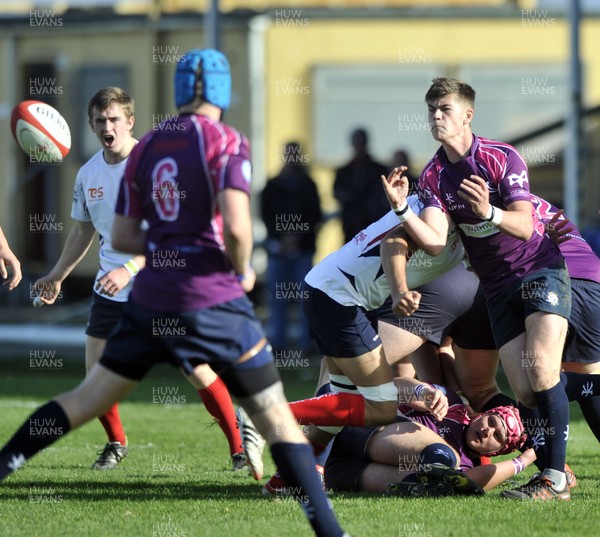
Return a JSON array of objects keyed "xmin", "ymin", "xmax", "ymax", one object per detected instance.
[
  {"xmin": 425, "ymin": 77, "xmax": 476, "ymax": 108},
  {"xmin": 87, "ymin": 87, "xmax": 134, "ymax": 123},
  {"xmin": 351, "ymin": 128, "xmax": 368, "ymax": 145}
]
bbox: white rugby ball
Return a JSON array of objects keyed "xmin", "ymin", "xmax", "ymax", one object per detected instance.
[{"xmin": 10, "ymin": 100, "xmax": 71, "ymax": 162}]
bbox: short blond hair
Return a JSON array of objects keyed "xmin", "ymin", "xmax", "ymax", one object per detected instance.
[{"xmin": 87, "ymin": 87, "xmax": 134, "ymax": 123}]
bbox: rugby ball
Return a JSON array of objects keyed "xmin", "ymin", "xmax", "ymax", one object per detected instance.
[{"xmin": 10, "ymin": 100, "xmax": 71, "ymax": 162}]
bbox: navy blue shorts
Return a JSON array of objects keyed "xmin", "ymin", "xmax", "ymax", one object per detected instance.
[
  {"xmin": 376, "ymin": 263, "xmax": 496, "ymax": 350},
  {"xmin": 99, "ymin": 296, "xmax": 274, "ymax": 392},
  {"xmin": 86, "ymin": 292, "xmax": 125, "ymax": 339},
  {"xmin": 449, "ymin": 284, "xmax": 496, "ymax": 350},
  {"xmin": 324, "ymin": 417, "xmax": 411, "ymax": 492},
  {"xmin": 486, "ymin": 265, "xmax": 571, "ymax": 349},
  {"xmin": 564, "ymin": 278, "xmax": 600, "ymax": 364},
  {"xmin": 303, "ymin": 283, "xmax": 381, "ymax": 358}
]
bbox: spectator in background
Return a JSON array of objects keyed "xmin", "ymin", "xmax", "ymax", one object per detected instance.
[
  {"xmin": 260, "ymin": 142, "xmax": 322, "ymax": 351},
  {"xmin": 334, "ymin": 128, "xmax": 389, "ymax": 243},
  {"xmin": 390, "ymin": 148, "xmax": 418, "ymax": 195}
]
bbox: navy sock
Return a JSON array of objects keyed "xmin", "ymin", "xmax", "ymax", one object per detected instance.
[
  {"xmin": 533, "ymin": 381, "xmax": 569, "ymax": 473},
  {"xmin": 578, "ymin": 396, "xmax": 600, "ymax": 443},
  {"xmin": 270, "ymin": 442, "xmax": 344, "ymax": 537},
  {"xmin": 0, "ymin": 401, "xmax": 71, "ymax": 480},
  {"xmin": 561, "ymin": 371, "xmax": 600, "ymax": 400},
  {"xmin": 560, "ymin": 371, "xmax": 600, "ymax": 442}
]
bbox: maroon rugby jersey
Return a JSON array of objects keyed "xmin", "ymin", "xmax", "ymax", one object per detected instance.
[
  {"xmin": 532, "ymin": 194, "xmax": 600, "ymax": 284},
  {"xmin": 419, "ymin": 135, "xmax": 564, "ymax": 297},
  {"xmin": 116, "ymin": 113, "xmax": 252, "ymax": 311}
]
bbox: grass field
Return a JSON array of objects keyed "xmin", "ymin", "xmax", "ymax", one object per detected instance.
[{"xmin": 0, "ymin": 357, "xmax": 598, "ymax": 537}]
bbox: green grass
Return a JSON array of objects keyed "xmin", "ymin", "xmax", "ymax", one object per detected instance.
[{"xmin": 0, "ymin": 358, "xmax": 598, "ymax": 537}]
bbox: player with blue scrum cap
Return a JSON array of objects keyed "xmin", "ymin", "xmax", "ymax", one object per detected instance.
[{"xmin": 0, "ymin": 48, "xmax": 353, "ymax": 537}]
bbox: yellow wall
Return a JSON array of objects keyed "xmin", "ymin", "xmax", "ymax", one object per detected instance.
[
  {"xmin": 264, "ymin": 17, "xmax": 600, "ymax": 254},
  {"xmin": 0, "ymin": 0, "xmax": 518, "ymax": 15},
  {"xmin": 264, "ymin": 17, "xmax": 588, "ymax": 175}
]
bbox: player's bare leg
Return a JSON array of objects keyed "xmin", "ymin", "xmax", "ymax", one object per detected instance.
[
  {"xmin": 235, "ymin": 380, "xmax": 349, "ymax": 536},
  {"xmin": 453, "ymin": 347, "xmax": 500, "ymax": 412},
  {"xmin": 327, "ymin": 346, "xmax": 398, "ymax": 425},
  {"xmin": 378, "ymin": 321, "xmax": 424, "ymax": 378},
  {"xmin": 56, "ymin": 364, "xmax": 138, "ymax": 426},
  {"xmin": 408, "ymin": 342, "xmax": 445, "ymax": 384}
]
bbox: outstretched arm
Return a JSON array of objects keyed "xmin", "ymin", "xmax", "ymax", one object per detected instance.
[{"xmin": 463, "ymin": 448, "xmax": 537, "ymax": 491}]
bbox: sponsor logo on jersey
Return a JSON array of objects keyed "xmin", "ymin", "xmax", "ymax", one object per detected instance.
[
  {"xmin": 446, "ymin": 202, "xmax": 467, "ymax": 211},
  {"xmin": 87, "ymin": 186, "xmax": 104, "ymax": 201},
  {"xmin": 458, "ymin": 221, "xmax": 502, "ymax": 238}
]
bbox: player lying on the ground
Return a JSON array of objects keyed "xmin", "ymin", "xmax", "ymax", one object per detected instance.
[
  {"xmin": 324, "ymin": 383, "xmax": 535, "ymax": 496},
  {"xmin": 257, "ymin": 186, "xmax": 509, "ymax": 494},
  {"xmin": 410, "ymin": 337, "xmax": 600, "ymax": 483}
]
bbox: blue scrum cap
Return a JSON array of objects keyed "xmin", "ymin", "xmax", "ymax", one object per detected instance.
[{"xmin": 174, "ymin": 48, "xmax": 231, "ymax": 110}]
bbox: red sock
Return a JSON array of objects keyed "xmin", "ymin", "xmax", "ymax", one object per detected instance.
[
  {"xmin": 198, "ymin": 377, "xmax": 243, "ymax": 456},
  {"xmin": 98, "ymin": 403, "xmax": 126, "ymax": 445},
  {"xmin": 289, "ymin": 392, "xmax": 366, "ymax": 426}
]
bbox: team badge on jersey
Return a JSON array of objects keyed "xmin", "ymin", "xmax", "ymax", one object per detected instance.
[
  {"xmin": 546, "ymin": 291, "xmax": 559, "ymax": 307},
  {"xmin": 507, "ymin": 170, "xmax": 528, "ymax": 189}
]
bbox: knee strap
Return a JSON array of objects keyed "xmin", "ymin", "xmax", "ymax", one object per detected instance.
[
  {"xmin": 329, "ymin": 374, "xmax": 358, "ymax": 394},
  {"xmin": 357, "ymin": 381, "xmax": 398, "ymax": 402}
]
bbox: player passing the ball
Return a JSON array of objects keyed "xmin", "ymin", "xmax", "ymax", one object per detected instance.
[
  {"xmin": 1, "ymin": 49, "xmax": 352, "ymax": 537},
  {"xmin": 381, "ymin": 77, "xmax": 572, "ymax": 501},
  {"xmin": 33, "ymin": 87, "xmax": 247, "ymax": 474}
]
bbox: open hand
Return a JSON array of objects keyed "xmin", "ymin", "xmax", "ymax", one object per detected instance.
[{"xmin": 381, "ymin": 166, "xmax": 410, "ymax": 210}]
